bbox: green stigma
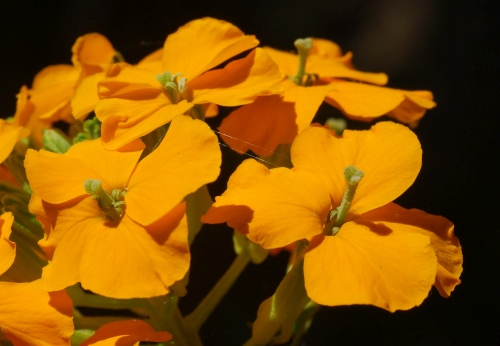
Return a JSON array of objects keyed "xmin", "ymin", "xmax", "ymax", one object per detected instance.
[
  {"xmin": 156, "ymin": 71, "xmax": 187, "ymax": 104},
  {"xmin": 84, "ymin": 179, "xmax": 127, "ymax": 222},
  {"xmin": 290, "ymin": 37, "xmax": 317, "ymax": 86},
  {"xmin": 323, "ymin": 165, "xmax": 365, "ymax": 236}
]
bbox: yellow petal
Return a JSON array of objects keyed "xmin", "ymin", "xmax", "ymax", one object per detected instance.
[
  {"xmin": 262, "ymin": 46, "xmax": 299, "ymax": 77},
  {"xmin": 126, "ymin": 116, "xmax": 221, "ymax": 225},
  {"xmin": 324, "ymin": 81, "xmax": 435, "ymax": 120},
  {"xmin": 0, "ymin": 280, "xmax": 73, "ymax": 346},
  {"xmin": 163, "ymin": 17, "xmax": 259, "ymax": 80},
  {"xmin": 310, "ymin": 38, "xmax": 343, "ymax": 58},
  {"xmin": 292, "ymin": 122, "xmax": 421, "ymax": 215},
  {"xmin": 202, "ymin": 159, "xmax": 330, "ymax": 249},
  {"xmin": 359, "ymin": 203, "xmax": 462, "ymax": 297},
  {"xmin": 12, "ymin": 85, "xmax": 44, "ymax": 149},
  {"xmin": 80, "ymin": 320, "xmax": 172, "ymax": 346},
  {"xmin": 71, "ymin": 33, "xmax": 115, "ymax": 77},
  {"xmin": 308, "ymin": 59, "xmax": 388, "ymax": 85},
  {"xmin": 0, "ymin": 120, "xmax": 30, "ymax": 164},
  {"xmin": 304, "ymin": 221, "xmax": 436, "ymax": 311},
  {"xmin": 97, "ymin": 65, "xmax": 160, "ymax": 99},
  {"xmin": 0, "ymin": 212, "xmax": 15, "ymax": 275},
  {"xmin": 190, "ymin": 48, "xmax": 282, "ymax": 106}
]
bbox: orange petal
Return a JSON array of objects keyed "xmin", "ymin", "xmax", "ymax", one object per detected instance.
[
  {"xmin": 202, "ymin": 159, "xmax": 330, "ymax": 249},
  {"xmin": 81, "ymin": 319, "xmax": 172, "ymax": 346},
  {"xmin": 0, "ymin": 280, "xmax": 73, "ymax": 346},
  {"xmin": 0, "ymin": 212, "xmax": 15, "ymax": 275},
  {"xmin": 304, "ymin": 221, "xmax": 436, "ymax": 311},
  {"xmin": 310, "ymin": 38, "xmax": 343, "ymax": 59},
  {"xmin": 12, "ymin": 85, "xmax": 45, "ymax": 149},
  {"xmin": 71, "ymin": 33, "xmax": 115, "ymax": 77},
  {"xmin": 324, "ymin": 81, "xmax": 435, "ymax": 119},
  {"xmin": 25, "ymin": 149, "xmax": 97, "ymax": 204},
  {"xmin": 308, "ymin": 59, "xmax": 388, "ymax": 85},
  {"xmin": 71, "ymin": 72, "xmax": 106, "ymax": 120},
  {"xmin": 97, "ymin": 65, "xmax": 160, "ymax": 99},
  {"xmin": 64, "ymin": 139, "xmax": 142, "ymax": 191},
  {"xmin": 218, "ymin": 95, "xmax": 298, "ymax": 156},
  {"xmin": 190, "ymin": 48, "xmax": 282, "ymax": 106},
  {"xmin": 97, "ymin": 96, "xmax": 193, "ymax": 150},
  {"xmin": 292, "ymin": 122, "xmax": 421, "ymax": 215},
  {"xmin": 30, "ymin": 64, "xmax": 80, "ymax": 123},
  {"xmin": 137, "ymin": 48, "xmax": 163, "ymax": 73},
  {"xmin": 0, "ymin": 120, "xmax": 30, "ymax": 164},
  {"xmin": 359, "ymin": 203, "xmax": 462, "ymax": 297},
  {"xmin": 386, "ymin": 90, "xmax": 436, "ymax": 127},
  {"xmin": 43, "ymin": 196, "xmax": 189, "ymax": 298},
  {"xmin": 262, "ymin": 46, "xmax": 299, "ymax": 78},
  {"xmin": 163, "ymin": 17, "xmax": 259, "ymax": 80},
  {"xmin": 126, "ymin": 116, "xmax": 221, "ymax": 226}
]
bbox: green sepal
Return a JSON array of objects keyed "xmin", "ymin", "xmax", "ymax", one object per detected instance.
[
  {"xmin": 325, "ymin": 117, "xmax": 347, "ymax": 136},
  {"xmin": 245, "ymin": 241, "xmax": 310, "ymax": 345},
  {"xmin": 233, "ymin": 230, "xmax": 268, "ymax": 264},
  {"xmin": 71, "ymin": 329, "xmax": 95, "ymax": 346},
  {"xmin": 73, "ymin": 117, "xmax": 101, "ymax": 144},
  {"xmin": 43, "ymin": 128, "xmax": 71, "ymax": 154}
]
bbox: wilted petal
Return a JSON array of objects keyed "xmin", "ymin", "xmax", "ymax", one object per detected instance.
[
  {"xmin": 304, "ymin": 221, "xmax": 436, "ymax": 312},
  {"xmin": 163, "ymin": 17, "xmax": 259, "ymax": 80}
]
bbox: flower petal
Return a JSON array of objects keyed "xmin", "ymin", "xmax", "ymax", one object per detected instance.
[
  {"xmin": 0, "ymin": 280, "xmax": 73, "ymax": 346},
  {"xmin": 202, "ymin": 159, "xmax": 330, "ymax": 249},
  {"xmin": 0, "ymin": 212, "xmax": 15, "ymax": 275},
  {"xmin": 81, "ymin": 319, "xmax": 172, "ymax": 346},
  {"xmin": 126, "ymin": 115, "xmax": 221, "ymax": 226},
  {"xmin": 292, "ymin": 122, "xmax": 422, "ymax": 215},
  {"xmin": 310, "ymin": 38, "xmax": 343, "ymax": 59},
  {"xmin": 304, "ymin": 221, "xmax": 436, "ymax": 311},
  {"xmin": 71, "ymin": 33, "xmax": 115, "ymax": 78},
  {"xmin": 190, "ymin": 48, "xmax": 282, "ymax": 106},
  {"xmin": 71, "ymin": 72, "xmax": 106, "ymax": 120},
  {"xmin": 163, "ymin": 17, "xmax": 259, "ymax": 80},
  {"xmin": 324, "ymin": 80, "xmax": 435, "ymax": 120},
  {"xmin": 0, "ymin": 120, "xmax": 29, "ymax": 164},
  {"xmin": 359, "ymin": 203, "xmax": 462, "ymax": 297}
]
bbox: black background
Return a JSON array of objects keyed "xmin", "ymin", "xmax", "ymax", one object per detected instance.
[{"xmin": 0, "ymin": 0, "xmax": 498, "ymax": 344}]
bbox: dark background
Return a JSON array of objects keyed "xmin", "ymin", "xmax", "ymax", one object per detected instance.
[{"xmin": 0, "ymin": 0, "xmax": 498, "ymax": 344}]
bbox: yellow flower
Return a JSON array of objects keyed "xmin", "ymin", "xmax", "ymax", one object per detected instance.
[
  {"xmin": 25, "ymin": 115, "xmax": 221, "ymax": 298},
  {"xmin": 203, "ymin": 122, "xmax": 461, "ymax": 311},
  {"xmin": 94, "ymin": 17, "xmax": 282, "ymax": 150}
]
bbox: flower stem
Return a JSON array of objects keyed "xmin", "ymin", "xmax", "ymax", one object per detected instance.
[{"xmin": 185, "ymin": 249, "xmax": 251, "ymax": 332}]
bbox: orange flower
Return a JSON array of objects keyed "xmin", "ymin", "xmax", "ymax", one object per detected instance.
[
  {"xmin": 0, "ymin": 119, "xmax": 29, "ymax": 164},
  {"xmin": 218, "ymin": 38, "xmax": 435, "ymax": 156},
  {"xmin": 94, "ymin": 17, "xmax": 282, "ymax": 150},
  {"xmin": 0, "ymin": 214, "xmax": 74, "ymax": 346},
  {"xmin": 25, "ymin": 115, "xmax": 221, "ymax": 298},
  {"xmin": 202, "ymin": 122, "xmax": 461, "ymax": 311},
  {"xmin": 80, "ymin": 319, "xmax": 171, "ymax": 346}
]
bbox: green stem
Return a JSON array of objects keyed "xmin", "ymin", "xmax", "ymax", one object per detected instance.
[{"xmin": 185, "ymin": 250, "xmax": 251, "ymax": 332}]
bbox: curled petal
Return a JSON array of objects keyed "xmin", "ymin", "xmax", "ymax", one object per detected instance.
[
  {"xmin": 292, "ymin": 122, "xmax": 422, "ymax": 215},
  {"xmin": 190, "ymin": 48, "xmax": 282, "ymax": 106},
  {"xmin": 359, "ymin": 203, "xmax": 462, "ymax": 297},
  {"xmin": 126, "ymin": 115, "xmax": 221, "ymax": 226},
  {"xmin": 163, "ymin": 17, "xmax": 259, "ymax": 80},
  {"xmin": 0, "ymin": 212, "xmax": 15, "ymax": 275},
  {"xmin": 71, "ymin": 33, "xmax": 115, "ymax": 77},
  {"xmin": 0, "ymin": 280, "xmax": 73, "ymax": 346},
  {"xmin": 81, "ymin": 319, "xmax": 171, "ymax": 346},
  {"xmin": 304, "ymin": 222, "xmax": 437, "ymax": 311},
  {"xmin": 202, "ymin": 159, "xmax": 330, "ymax": 249}
]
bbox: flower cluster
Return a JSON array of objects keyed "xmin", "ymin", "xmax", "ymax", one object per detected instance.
[{"xmin": 0, "ymin": 17, "xmax": 461, "ymax": 345}]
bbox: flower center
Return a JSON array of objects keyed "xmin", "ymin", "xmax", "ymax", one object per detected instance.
[
  {"xmin": 156, "ymin": 71, "xmax": 187, "ymax": 104},
  {"xmin": 84, "ymin": 179, "xmax": 127, "ymax": 222},
  {"xmin": 323, "ymin": 165, "xmax": 364, "ymax": 236}
]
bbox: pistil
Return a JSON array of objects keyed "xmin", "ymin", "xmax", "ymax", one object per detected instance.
[
  {"xmin": 84, "ymin": 179, "xmax": 126, "ymax": 222},
  {"xmin": 291, "ymin": 38, "xmax": 312, "ymax": 86},
  {"xmin": 156, "ymin": 71, "xmax": 187, "ymax": 104}
]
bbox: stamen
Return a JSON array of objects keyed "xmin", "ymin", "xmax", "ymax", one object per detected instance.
[{"xmin": 84, "ymin": 179, "xmax": 126, "ymax": 222}]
